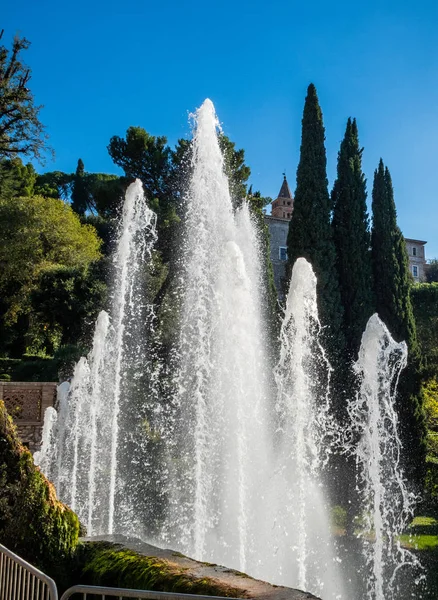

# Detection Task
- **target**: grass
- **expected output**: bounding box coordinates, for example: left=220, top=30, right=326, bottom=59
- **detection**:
left=400, top=515, right=438, bottom=550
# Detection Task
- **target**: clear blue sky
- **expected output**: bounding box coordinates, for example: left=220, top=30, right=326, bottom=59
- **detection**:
left=4, top=0, right=438, bottom=258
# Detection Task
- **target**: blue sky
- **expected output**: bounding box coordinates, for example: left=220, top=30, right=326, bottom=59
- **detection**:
left=4, top=0, right=438, bottom=258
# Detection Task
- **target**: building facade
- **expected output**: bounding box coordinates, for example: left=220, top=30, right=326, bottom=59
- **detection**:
left=405, top=238, right=427, bottom=282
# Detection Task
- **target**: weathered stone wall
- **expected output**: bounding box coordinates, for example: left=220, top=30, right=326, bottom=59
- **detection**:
left=265, top=214, right=289, bottom=298
left=405, top=238, right=427, bottom=282
left=0, top=382, right=57, bottom=452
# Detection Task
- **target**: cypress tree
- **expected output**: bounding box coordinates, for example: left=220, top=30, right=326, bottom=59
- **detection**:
left=371, top=160, right=426, bottom=482
left=71, top=158, right=89, bottom=215
left=287, top=84, right=343, bottom=356
left=332, top=118, right=374, bottom=358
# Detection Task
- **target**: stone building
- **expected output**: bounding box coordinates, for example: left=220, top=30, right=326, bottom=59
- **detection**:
left=265, top=176, right=428, bottom=298
left=264, top=175, right=293, bottom=297
left=405, top=238, right=427, bottom=282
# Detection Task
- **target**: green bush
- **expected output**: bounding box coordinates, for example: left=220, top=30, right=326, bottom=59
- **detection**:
left=11, top=357, right=57, bottom=382
left=0, top=358, right=21, bottom=376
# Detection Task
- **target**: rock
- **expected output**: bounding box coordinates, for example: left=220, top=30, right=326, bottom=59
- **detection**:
left=80, top=535, right=321, bottom=600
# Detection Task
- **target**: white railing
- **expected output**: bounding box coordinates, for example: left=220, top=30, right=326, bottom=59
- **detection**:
left=0, top=544, right=243, bottom=600
left=60, top=585, right=242, bottom=600
left=0, top=543, right=58, bottom=600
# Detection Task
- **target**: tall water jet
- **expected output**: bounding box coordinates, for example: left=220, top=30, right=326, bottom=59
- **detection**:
left=166, top=99, right=272, bottom=575
left=36, top=180, right=157, bottom=536
left=268, top=257, right=345, bottom=599
left=348, top=314, right=422, bottom=600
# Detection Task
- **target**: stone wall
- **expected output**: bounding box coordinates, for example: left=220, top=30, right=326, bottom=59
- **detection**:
left=405, top=238, right=427, bottom=282
left=0, top=382, right=57, bottom=452
left=264, top=214, right=289, bottom=298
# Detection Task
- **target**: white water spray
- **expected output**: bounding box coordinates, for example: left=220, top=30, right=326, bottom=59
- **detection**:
left=348, top=314, right=422, bottom=600
left=267, top=257, right=344, bottom=599
left=167, top=99, right=272, bottom=575
left=37, top=180, right=157, bottom=536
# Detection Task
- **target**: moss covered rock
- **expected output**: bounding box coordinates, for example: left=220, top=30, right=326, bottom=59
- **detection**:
left=74, top=537, right=320, bottom=600
left=0, top=400, right=80, bottom=572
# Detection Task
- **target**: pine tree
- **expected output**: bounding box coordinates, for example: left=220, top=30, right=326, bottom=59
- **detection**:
left=371, top=160, right=426, bottom=482
left=332, top=118, right=374, bottom=358
left=71, top=158, right=89, bottom=215
left=287, top=84, right=343, bottom=355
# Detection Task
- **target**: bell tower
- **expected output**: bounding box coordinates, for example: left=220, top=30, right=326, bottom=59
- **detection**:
left=271, top=174, right=293, bottom=219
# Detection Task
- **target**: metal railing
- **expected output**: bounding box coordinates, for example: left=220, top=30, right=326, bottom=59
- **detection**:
left=0, top=544, right=243, bottom=600
left=0, top=544, right=58, bottom=600
left=60, top=586, right=242, bottom=600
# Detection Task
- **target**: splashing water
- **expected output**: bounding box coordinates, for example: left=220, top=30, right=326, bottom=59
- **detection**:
left=165, top=99, right=272, bottom=575
left=34, top=100, right=425, bottom=600
left=348, top=314, right=422, bottom=600
left=36, top=180, right=157, bottom=536
left=267, top=257, right=345, bottom=599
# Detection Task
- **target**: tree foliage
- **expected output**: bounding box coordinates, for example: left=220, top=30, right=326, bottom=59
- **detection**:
left=332, top=118, right=374, bottom=357
left=0, top=157, right=37, bottom=198
left=30, top=265, right=107, bottom=352
left=108, top=126, right=171, bottom=201
left=287, top=84, right=343, bottom=358
left=0, top=32, right=51, bottom=162
left=411, top=283, right=438, bottom=379
left=0, top=195, right=102, bottom=355
left=426, top=259, right=438, bottom=283
left=71, top=158, right=89, bottom=215
left=371, top=160, right=417, bottom=346
left=371, top=159, right=426, bottom=481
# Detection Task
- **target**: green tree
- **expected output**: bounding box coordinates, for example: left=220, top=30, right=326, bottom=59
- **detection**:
left=411, top=283, right=438, bottom=379
left=218, top=134, right=251, bottom=208
left=332, top=118, right=374, bottom=357
left=0, top=195, right=101, bottom=355
left=371, top=161, right=417, bottom=344
left=71, top=158, right=90, bottom=214
left=0, top=32, right=51, bottom=162
left=108, top=126, right=171, bottom=201
left=426, top=259, right=438, bottom=283
left=34, top=170, right=73, bottom=199
left=0, top=157, right=36, bottom=199
left=31, top=264, right=107, bottom=350
left=287, top=84, right=343, bottom=357
left=371, top=160, right=426, bottom=481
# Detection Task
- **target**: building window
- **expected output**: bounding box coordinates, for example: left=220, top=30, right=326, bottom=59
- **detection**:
left=413, top=247, right=417, bottom=256
left=279, top=247, right=288, bottom=261
left=412, top=265, right=418, bottom=278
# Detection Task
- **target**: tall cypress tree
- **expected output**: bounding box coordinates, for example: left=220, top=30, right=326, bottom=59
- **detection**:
left=71, top=158, right=89, bottom=215
left=371, top=160, right=426, bottom=482
left=287, top=84, right=343, bottom=355
left=332, top=118, right=374, bottom=358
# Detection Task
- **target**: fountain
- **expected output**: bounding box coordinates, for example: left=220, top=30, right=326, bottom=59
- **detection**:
left=164, top=99, right=272, bottom=576
left=348, top=314, right=423, bottom=600
left=36, top=100, right=425, bottom=600
left=263, top=257, right=345, bottom=599
left=35, top=179, right=157, bottom=537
